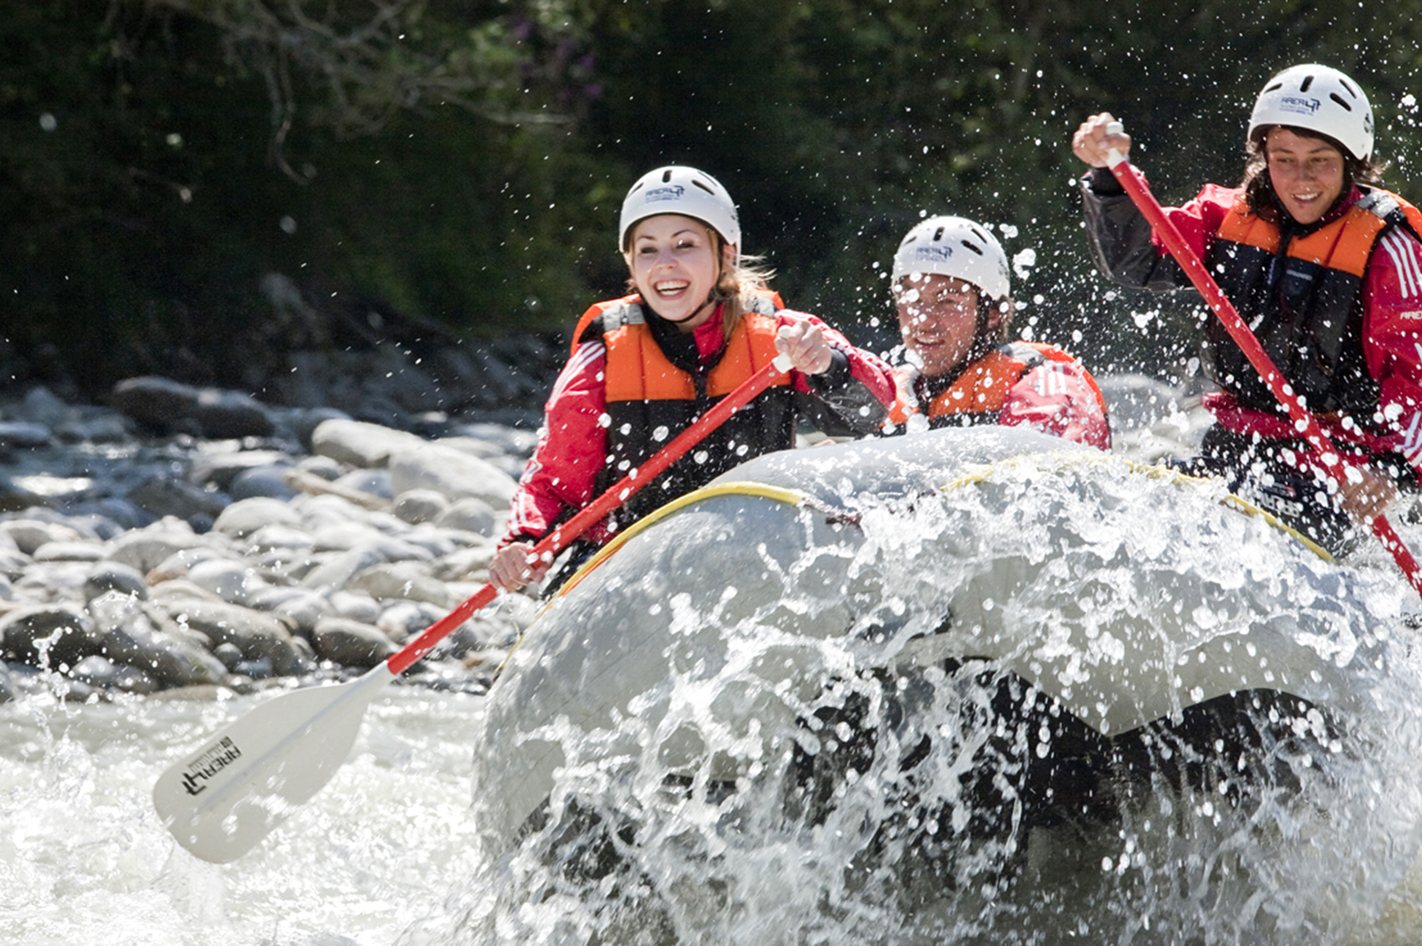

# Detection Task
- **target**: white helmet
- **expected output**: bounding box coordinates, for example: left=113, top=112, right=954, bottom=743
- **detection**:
left=1247, top=63, right=1374, bottom=161
left=618, top=165, right=742, bottom=257
left=891, top=215, right=1011, bottom=301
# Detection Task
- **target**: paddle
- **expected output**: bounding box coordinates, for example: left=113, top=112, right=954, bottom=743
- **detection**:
left=153, top=352, right=794, bottom=864
left=1102, top=125, right=1422, bottom=597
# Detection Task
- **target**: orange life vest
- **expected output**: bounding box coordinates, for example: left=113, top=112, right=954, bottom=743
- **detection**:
left=590, top=301, right=794, bottom=527
left=1206, top=186, right=1422, bottom=415
left=601, top=305, right=790, bottom=403
left=570, top=288, right=786, bottom=354
left=888, top=341, right=1107, bottom=425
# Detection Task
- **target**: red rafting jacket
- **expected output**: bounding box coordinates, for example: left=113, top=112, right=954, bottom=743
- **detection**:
left=501, top=299, right=895, bottom=549
left=885, top=341, right=1112, bottom=451
left=1088, top=180, right=1422, bottom=472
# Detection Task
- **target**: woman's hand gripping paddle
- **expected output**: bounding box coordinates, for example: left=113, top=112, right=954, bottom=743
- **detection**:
left=153, top=354, right=794, bottom=864
left=1102, top=125, right=1422, bottom=597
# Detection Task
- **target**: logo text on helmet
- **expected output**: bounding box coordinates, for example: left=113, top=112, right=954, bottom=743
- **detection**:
left=913, top=245, right=954, bottom=263
left=1278, top=95, right=1321, bottom=117
left=644, top=185, right=686, bottom=203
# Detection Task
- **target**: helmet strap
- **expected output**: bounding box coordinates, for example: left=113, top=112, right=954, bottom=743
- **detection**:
left=966, top=292, right=1001, bottom=363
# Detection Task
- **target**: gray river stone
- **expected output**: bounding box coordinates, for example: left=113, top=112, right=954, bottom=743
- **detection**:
left=430, top=545, right=497, bottom=582
left=243, top=523, right=315, bottom=553
left=0, top=519, right=86, bottom=556
left=107, top=527, right=213, bottom=575
left=300, top=545, right=391, bottom=593
left=189, top=450, right=294, bottom=491
left=18, top=386, right=70, bottom=427
left=332, top=468, right=394, bottom=500
left=0, top=603, right=100, bottom=670
left=109, top=376, right=200, bottom=430
left=348, top=562, right=455, bottom=608
left=185, top=558, right=271, bottom=606
left=296, top=454, right=345, bottom=481
left=375, top=600, right=447, bottom=643
left=82, top=561, right=150, bottom=602
left=310, top=616, right=398, bottom=667
left=158, top=598, right=304, bottom=676
left=125, top=474, right=229, bottom=525
left=434, top=497, right=499, bottom=538
left=110, top=377, right=275, bottom=439
left=247, top=587, right=329, bottom=633
left=0, top=549, right=27, bottom=582
left=213, top=496, right=304, bottom=539
left=147, top=547, right=227, bottom=582
left=70, top=654, right=160, bottom=694
left=310, top=419, right=427, bottom=469
left=229, top=466, right=301, bottom=502
left=392, top=488, right=449, bottom=525
left=89, top=594, right=227, bottom=688
left=192, top=388, right=275, bottom=439
left=0, top=422, right=52, bottom=448
left=388, top=444, right=518, bottom=507
left=32, top=541, right=106, bottom=563
left=328, top=590, right=382, bottom=624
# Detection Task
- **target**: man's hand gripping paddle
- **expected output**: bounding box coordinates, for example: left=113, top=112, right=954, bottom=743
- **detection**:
left=152, top=354, right=794, bottom=864
left=1102, top=123, right=1422, bottom=597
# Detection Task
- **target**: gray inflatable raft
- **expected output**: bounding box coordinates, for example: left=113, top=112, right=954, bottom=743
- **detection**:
left=471, top=426, right=1411, bottom=860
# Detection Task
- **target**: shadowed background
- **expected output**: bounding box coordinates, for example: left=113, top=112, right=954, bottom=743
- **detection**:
left=6, top=0, right=1421, bottom=409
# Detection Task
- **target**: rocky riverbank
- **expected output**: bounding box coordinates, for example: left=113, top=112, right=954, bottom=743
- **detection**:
left=0, top=377, right=551, bottom=704
left=0, top=365, right=1210, bottom=705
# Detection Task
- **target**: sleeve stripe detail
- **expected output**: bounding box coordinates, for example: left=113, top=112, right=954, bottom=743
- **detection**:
left=549, top=339, right=605, bottom=405
left=1400, top=410, right=1422, bottom=464
left=1381, top=231, right=1422, bottom=299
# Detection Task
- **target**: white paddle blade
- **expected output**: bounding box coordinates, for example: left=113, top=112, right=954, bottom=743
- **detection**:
left=153, top=668, right=395, bottom=863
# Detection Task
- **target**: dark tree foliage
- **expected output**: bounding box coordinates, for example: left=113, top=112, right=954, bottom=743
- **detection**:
left=5, top=0, right=1422, bottom=399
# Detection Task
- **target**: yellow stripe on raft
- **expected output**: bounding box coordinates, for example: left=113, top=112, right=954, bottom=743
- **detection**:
left=492, top=482, right=808, bottom=679
left=941, top=451, right=1332, bottom=562
left=553, top=481, right=809, bottom=600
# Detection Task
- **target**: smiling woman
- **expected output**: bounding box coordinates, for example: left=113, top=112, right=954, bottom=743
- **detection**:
left=627, top=215, right=726, bottom=327
left=1073, top=63, right=1422, bottom=557
left=1264, top=128, right=1346, bottom=225
left=486, top=165, right=896, bottom=596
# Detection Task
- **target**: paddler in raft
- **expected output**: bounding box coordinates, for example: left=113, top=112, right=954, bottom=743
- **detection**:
left=880, top=213, right=1112, bottom=449
left=1073, top=63, right=1422, bottom=555
left=489, top=165, right=896, bottom=594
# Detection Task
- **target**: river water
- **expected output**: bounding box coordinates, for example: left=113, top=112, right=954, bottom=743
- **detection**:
left=10, top=439, right=1422, bottom=944
left=7, top=609, right=1422, bottom=944
left=0, top=684, right=486, bottom=945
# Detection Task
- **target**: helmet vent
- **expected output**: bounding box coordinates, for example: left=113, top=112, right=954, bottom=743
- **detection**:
left=661, top=169, right=673, bottom=183
left=1330, top=93, right=1354, bottom=112
left=1299, top=75, right=1315, bottom=92
left=1264, top=81, right=1284, bottom=93
left=1340, top=77, right=1360, bottom=98
left=692, top=179, right=715, bottom=194
left=932, top=227, right=945, bottom=241
left=961, top=240, right=984, bottom=256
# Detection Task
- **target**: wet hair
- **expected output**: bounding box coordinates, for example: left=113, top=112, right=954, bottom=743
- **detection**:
left=704, top=230, right=776, bottom=337
left=979, top=292, right=1014, bottom=343
left=1241, top=125, right=1385, bottom=223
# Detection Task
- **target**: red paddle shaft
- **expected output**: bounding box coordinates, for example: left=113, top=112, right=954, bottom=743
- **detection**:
left=1104, top=138, right=1422, bottom=595
left=386, top=354, right=793, bottom=674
